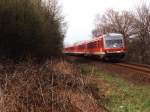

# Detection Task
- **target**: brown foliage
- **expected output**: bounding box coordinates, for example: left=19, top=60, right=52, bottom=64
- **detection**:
left=0, top=60, right=104, bottom=112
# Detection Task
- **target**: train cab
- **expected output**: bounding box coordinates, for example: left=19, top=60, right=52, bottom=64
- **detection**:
left=103, top=33, right=126, bottom=60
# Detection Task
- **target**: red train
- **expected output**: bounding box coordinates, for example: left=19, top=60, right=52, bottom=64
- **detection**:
left=64, top=33, right=126, bottom=60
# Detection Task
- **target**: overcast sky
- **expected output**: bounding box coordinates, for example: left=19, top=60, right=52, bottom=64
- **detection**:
left=59, top=0, right=148, bottom=45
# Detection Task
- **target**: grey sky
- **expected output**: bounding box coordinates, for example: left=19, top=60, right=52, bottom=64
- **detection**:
left=59, top=0, right=148, bottom=45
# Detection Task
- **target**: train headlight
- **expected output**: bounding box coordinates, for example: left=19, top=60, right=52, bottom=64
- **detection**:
left=113, top=44, right=117, bottom=48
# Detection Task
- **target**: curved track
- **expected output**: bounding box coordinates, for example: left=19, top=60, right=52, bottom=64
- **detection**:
left=65, top=55, right=150, bottom=83
left=66, top=55, right=150, bottom=75
left=115, top=63, right=150, bottom=75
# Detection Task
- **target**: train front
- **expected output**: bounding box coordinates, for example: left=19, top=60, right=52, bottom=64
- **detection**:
left=103, top=33, right=126, bottom=60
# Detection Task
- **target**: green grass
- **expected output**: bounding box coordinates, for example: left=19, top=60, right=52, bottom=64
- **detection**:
left=78, top=64, right=150, bottom=112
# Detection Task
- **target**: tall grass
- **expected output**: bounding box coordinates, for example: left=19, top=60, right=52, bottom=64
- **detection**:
left=0, top=60, right=104, bottom=112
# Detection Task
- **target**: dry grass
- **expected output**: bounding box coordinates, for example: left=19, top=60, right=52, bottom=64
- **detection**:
left=0, top=59, right=104, bottom=112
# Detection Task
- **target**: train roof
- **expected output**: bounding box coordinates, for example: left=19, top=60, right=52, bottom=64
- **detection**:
left=74, top=40, right=87, bottom=46
left=86, top=36, right=102, bottom=44
left=87, top=33, right=123, bottom=43
left=104, top=33, right=123, bottom=37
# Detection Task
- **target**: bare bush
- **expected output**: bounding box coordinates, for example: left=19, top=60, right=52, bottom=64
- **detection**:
left=131, top=4, right=150, bottom=63
left=0, top=60, right=104, bottom=112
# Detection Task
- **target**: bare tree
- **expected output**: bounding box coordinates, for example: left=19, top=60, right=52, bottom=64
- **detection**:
left=132, top=4, right=150, bottom=63
left=93, top=9, right=135, bottom=40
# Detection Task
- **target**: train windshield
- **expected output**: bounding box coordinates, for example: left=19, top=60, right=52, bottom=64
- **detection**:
left=104, top=34, right=124, bottom=48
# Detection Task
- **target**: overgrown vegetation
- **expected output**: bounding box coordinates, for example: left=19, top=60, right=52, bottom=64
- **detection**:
left=0, top=0, right=65, bottom=59
left=92, top=3, right=150, bottom=64
left=0, top=60, right=105, bottom=112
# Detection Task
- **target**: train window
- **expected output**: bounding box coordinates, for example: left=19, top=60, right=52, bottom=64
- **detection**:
left=93, top=42, right=97, bottom=48
left=78, top=45, right=84, bottom=49
left=98, top=40, right=101, bottom=48
left=105, top=39, right=123, bottom=48
left=87, top=41, right=97, bottom=49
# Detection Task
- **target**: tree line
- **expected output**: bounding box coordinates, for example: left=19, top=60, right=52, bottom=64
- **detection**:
left=0, top=0, right=66, bottom=60
left=92, top=4, right=150, bottom=64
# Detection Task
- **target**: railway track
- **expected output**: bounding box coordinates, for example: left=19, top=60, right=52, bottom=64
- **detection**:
left=115, top=63, right=150, bottom=75
left=125, top=63, right=150, bottom=69
left=66, top=55, right=150, bottom=75
left=66, top=55, right=150, bottom=83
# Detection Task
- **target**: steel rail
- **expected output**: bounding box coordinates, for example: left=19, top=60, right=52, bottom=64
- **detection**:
left=115, top=63, right=150, bottom=75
